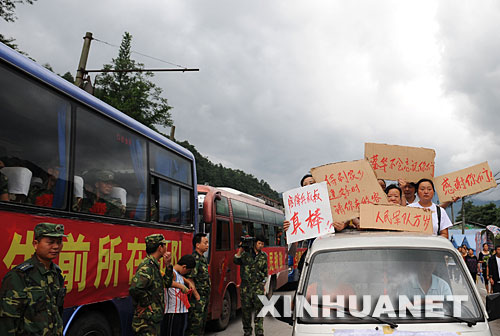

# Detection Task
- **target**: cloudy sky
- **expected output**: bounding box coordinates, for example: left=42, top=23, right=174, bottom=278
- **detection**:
left=2, top=0, right=500, bottom=199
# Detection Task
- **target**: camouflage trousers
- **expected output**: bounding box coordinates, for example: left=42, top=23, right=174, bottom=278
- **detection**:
left=185, top=293, right=209, bottom=336
left=132, top=315, right=161, bottom=335
left=241, top=283, right=265, bottom=336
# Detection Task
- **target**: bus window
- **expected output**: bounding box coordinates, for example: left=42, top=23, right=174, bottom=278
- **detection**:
left=243, top=221, right=254, bottom=237
left=180, top=187, right=192, bottom=224
left=275, top=226, right=284, bottom=246
left=231, top=199, right=248, bottom=219
left=234, top=220, right=244, bottom=247
left=74, top=107, right=147, bottom=219
left=264, top=209, right=275, bottom=225
left=0, top=63, right=71, bottom=207
left=274, top=212, right=285, bottom=226
left=262, top=224, right=270, bottom=245
left=150, top=143, right=192, bottom=186
left=216, top=196, right=229, bottom=216
left=216, top=219, right=230, bottom=250
left=156, top=179, right=191, bottom=226
left=268, top=225, right=276, bottom=246
left=254, top=222, right=270, bottom=245
left=248, top=205, right=264, bottom=222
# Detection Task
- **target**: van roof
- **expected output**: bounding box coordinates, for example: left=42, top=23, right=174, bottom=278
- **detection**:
left=309, top=231, right=455, bottom=253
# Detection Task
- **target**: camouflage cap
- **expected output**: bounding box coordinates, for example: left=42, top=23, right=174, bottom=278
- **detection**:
left=34, top=223, right=67, bottom=239
left=95, top=170, right=114, bottom=182
left=145, top=234, right=167, bottom=245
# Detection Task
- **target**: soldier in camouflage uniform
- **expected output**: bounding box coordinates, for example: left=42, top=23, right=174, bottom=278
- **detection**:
left=27, top=162, right=60, bottom=207
left=234, top=235, right=268, bottom=336
left=80, top=170, right=123, bottom=217
left=129, top=234, right=174, bottom=335
left=0, top=222, right=67, bottom=335
left=185, top=233, right=211, bottom=336
left=0, top=171, right=9, bottom=201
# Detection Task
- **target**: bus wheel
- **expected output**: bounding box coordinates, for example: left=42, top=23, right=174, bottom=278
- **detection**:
left=66, top=311, right=112, bottom=336
left=213, top=290, right=231, bottom=330
left=266, top=276, right=276, bottom=299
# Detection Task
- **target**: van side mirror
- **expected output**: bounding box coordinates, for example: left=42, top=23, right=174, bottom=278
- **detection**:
left=487, top=293, right=500, bottom=321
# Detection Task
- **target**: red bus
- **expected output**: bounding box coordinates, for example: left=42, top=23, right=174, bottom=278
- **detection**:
left=0, top=42, right=196, bottom=335
left=198, top=185, right=288, bottom=330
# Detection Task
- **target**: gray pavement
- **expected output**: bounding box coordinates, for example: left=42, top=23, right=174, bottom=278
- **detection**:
left=205, top=289, right=294, bottom=336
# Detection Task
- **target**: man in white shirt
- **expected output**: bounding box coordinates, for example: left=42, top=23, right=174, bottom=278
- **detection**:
left=162, top=255, right=196, bottom=336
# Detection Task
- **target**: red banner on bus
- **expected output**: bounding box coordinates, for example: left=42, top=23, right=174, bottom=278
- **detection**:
left=0, top=211, right=193, bottom=308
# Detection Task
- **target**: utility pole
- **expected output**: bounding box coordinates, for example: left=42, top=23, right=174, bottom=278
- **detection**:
left=461, top=196, right=465, bottom=234
left=75, top=32, right=93, bottom=88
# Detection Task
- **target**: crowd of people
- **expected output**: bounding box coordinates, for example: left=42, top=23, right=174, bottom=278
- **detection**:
left=459, top=243, right=500, bottom=294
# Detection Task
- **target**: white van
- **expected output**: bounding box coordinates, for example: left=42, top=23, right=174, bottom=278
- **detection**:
left=275, top=231, right=500, bottom=335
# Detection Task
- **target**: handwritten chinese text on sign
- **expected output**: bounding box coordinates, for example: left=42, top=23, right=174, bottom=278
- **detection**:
left=364, top=143, right=435, bottom=182
left=359, top=204, right=433, bottom=234
left=434, top=161, right=497, bottom=203
left=283, top=182, right=334, bottom=244
left=311, top=159, right=389, bottom=222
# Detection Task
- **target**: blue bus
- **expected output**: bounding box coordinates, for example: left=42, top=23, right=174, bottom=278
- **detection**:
left=0, top=42, right=197, bottom=335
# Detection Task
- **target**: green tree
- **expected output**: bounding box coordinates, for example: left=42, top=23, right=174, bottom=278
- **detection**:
left=60, top=71, right=74, bottom=83
left=1, top=0, right=37, bottom=53
left=176, top=140, right=281, bottom=201
left=94, top=32, right=172, bottom=132
left=457, top=201, right=499, bottom=226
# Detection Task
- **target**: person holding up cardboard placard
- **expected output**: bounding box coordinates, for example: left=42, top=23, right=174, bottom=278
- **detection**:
left=384, top=184, right=403, bottom=205
left=407, top=179, right=452, bottom=238
left=283, top=173, right=349, bottom=234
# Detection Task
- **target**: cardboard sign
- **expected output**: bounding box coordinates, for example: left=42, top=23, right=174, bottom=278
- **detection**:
left=364, top=143, right=436, bottom=182
left=359, top=204, right=433, bottom=234
left=434, top=161, right=497, bottom=203
left=311, top=159, right=389, bottom=222
left=283, top=182, right=334, bottom=244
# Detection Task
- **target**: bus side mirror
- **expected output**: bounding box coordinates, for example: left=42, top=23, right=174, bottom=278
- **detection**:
left=487, top=293, right=500, bottom=321
left=203, top=192, right=221, bottom=224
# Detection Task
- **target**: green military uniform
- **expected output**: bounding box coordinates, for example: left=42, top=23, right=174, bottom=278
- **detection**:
left=27, top=180, right=55, bottom=207
left=80, top=193, right=122, bottom=217
left=0, top=223, right=67, bottom=335
left=129, top=234, right=174, bottom=335
left=234, top=249, right=268, bottom=336
left=0, top=172, right=8, bottom=196
left=80, top=170, right=123, bottom=217
left=185, top=251, right=211, bottom=336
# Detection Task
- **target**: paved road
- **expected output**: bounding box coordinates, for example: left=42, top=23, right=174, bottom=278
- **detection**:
left=206, top=283, right=500, bottom=336
left=205, top=288, right=294, bottom=336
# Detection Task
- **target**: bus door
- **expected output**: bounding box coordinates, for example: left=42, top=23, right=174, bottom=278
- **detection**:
left=209, top=196, right=233, bottom=318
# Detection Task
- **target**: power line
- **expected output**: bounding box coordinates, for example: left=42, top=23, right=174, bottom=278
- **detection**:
left=92, top=36, right=189, bottom=69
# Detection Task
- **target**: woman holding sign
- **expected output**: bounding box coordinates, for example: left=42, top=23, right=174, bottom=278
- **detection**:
left=408, top=179, right=452, bottom=238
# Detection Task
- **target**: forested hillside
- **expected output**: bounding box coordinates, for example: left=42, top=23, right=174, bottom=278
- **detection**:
left=176, top=140, right=281, bottom=201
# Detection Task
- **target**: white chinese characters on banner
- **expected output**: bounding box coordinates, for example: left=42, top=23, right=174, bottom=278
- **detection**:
left=283, top=182, right=334, bottom=244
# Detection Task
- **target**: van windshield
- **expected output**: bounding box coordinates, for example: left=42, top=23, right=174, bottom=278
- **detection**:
left=299, top=248, right=483, bottom=324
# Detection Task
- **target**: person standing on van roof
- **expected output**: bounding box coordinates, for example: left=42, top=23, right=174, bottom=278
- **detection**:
left=407, top=179, right=452, bottom=238
left=284, top=173, right=350, bottom=234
